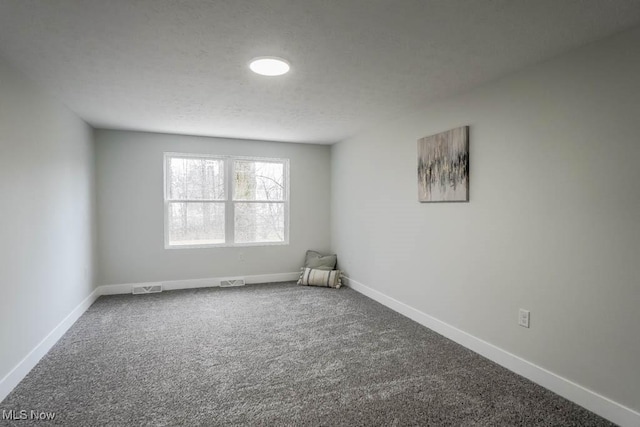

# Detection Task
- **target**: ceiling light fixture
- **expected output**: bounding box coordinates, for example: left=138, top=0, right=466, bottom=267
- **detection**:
left=249, top=56, right=290, bottom=76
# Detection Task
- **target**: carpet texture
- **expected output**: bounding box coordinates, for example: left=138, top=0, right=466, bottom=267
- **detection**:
left=1, top=283, right=614, bottom=426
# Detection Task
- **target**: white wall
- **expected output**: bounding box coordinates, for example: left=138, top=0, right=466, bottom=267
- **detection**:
left=95, top=130, right=331, bottom=285
left=0, top=58, right=95, bottom=384
left=331, top=27, right=640, bottom=413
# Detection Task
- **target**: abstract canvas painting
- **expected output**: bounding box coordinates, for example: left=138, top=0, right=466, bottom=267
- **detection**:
left=417, top=126, right=469, bottom=202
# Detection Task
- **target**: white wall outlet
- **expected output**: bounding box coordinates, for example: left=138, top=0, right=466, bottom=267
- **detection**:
left=238, top=251, right=245, bottom=262
left=518, top=309, right=530, bottom=328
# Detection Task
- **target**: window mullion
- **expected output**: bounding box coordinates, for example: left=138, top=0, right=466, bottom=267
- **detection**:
left=233, top=200, right=285, bottom=203
left=225, top=158, right=235, bottom=244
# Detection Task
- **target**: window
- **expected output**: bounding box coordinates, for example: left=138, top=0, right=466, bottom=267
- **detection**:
left=164, top=153, right=289, bottom=248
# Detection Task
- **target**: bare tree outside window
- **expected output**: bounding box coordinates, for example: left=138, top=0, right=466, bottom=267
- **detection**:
left=167, top=157, right=225, bottom=246
left=234, top=160, right=286, bottom=243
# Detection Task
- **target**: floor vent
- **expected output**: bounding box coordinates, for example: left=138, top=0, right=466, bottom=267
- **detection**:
left=132, top=284, right=163, bottom=295
left=220, top=278, right=246, bottom=287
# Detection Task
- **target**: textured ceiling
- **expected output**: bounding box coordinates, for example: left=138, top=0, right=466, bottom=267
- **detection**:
left=1, top=1, right=640, bottom=144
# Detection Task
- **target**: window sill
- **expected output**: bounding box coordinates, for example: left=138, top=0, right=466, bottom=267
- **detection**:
left=165, top=241, right=289, bottom=250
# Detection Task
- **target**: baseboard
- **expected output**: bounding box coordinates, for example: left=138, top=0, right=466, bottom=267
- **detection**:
left=343, top=276, right=640, bottom=427
left=99, top=272, right=300, bottom=295
left=245, top=272, right=301, bottom=284
left=0, top=287, right=101, bottom=403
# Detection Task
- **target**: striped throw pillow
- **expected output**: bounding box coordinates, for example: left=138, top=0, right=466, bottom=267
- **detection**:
left=298, top=268, right=342, bottom=288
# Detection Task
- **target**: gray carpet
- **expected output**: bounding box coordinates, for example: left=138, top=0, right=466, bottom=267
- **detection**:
left=1, top=282, right=614, bottom=426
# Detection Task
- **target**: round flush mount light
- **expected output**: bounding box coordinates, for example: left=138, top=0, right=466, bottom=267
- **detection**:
left=249, top=56, right=290, bottom=76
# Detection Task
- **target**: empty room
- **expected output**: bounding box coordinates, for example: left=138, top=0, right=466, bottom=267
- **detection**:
left=1, top=1, right=639, bottom=426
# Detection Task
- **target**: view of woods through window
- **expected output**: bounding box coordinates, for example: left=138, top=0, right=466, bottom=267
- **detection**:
left=165, top=154, right=288, bottom=247
left=234, top=160, right=286, bottom=243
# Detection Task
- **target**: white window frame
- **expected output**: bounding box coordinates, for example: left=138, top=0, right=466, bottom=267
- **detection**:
left=164, top=152, right=290, bottom=249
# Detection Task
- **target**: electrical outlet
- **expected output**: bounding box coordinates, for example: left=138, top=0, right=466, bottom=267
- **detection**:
left=518, top=309, right=530, bottom=328
left=238, top=251, right=245, bottom=262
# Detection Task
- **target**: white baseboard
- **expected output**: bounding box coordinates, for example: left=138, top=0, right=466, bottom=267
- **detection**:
left=0, top=272, right=299, bottom=404
left=99, top=272, right=300, bottom=295
left=0, top=288, right=101, bottom=403
left=343, top=276, right=639, bottom=427
left=245, top=272, right=301, bottom=284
